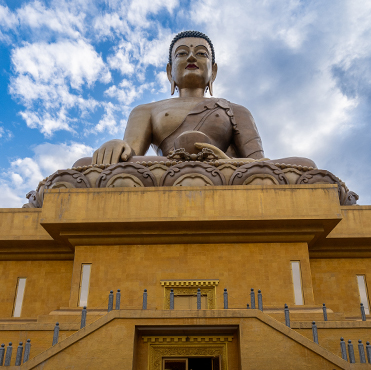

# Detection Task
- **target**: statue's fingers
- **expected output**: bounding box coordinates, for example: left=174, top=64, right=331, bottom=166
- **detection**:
left=194, top=142, right=230, bottom=159
left=111, top=145, right=123, bottom=164
left=92, top=149, right=98, bottom=164
left=121, top=144, right=132, bottom=162
left=97, top=148, right=105, bottom=165
left=103, top=148, right=113, bottom=164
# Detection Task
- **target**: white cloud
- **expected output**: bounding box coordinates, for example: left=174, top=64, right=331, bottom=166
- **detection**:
left=3, top=0, right=176, bottom=140
left=126, top=0, right=179, bottom=27
left=10, top=39, right=110, bottom=135
left=0, top=4, right=18, bottom=43
left=11, top=40, right=111, bottom=89
left=16, top=0, right=85, bottom=39
left=156, top=71, right=169, bottom=93
left=93, top=102, right=127, bottom=135
left=93, top=13, right=129, bottom=39
left=107, top=41, right=136, bottom=76
left=107, top=29, right=172, bottom=78
left=0, top=142, right=93, bottom=208
left=105, top=79, right=153, bottom=106
left=19, top=109, right=75, bottom=136
left=0, top=126, right=12, bottom=140
left=0, top=4, right=18, bottom=30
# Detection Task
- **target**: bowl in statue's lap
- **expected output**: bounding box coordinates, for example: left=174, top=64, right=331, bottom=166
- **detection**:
left=174, top=131, right=211, bottom=154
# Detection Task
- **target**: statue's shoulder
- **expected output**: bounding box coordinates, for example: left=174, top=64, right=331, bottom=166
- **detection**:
left=229, top=102, right=253, bottom=116
left=129, top=98, right=174, bottom=115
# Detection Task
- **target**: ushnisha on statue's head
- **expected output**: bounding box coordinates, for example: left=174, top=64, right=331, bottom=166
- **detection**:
left=167, top=30, right=218, bottom=97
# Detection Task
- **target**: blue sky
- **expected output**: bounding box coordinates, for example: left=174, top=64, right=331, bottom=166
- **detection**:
left=0, top=0, right=370, bottom=207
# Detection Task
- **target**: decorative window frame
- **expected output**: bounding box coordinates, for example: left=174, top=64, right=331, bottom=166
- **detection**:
left=161, top=280, right=219, bottom=309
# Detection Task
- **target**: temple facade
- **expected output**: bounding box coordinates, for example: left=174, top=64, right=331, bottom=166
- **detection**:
left=0, top=179, right=371, bottom=369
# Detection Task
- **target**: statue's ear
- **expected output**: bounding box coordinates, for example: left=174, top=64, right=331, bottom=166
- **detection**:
left=208, top=63, right=218, bottom=96
left=212, top=63, right=218, bottom=82
left=166, top=63, right=176, bottom=95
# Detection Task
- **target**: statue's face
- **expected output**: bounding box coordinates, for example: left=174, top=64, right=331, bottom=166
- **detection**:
left=169, top=37, right=215, bottom=90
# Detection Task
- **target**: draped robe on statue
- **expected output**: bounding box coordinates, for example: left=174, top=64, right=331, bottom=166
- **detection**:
left=152, top=98, right=265, bottom=159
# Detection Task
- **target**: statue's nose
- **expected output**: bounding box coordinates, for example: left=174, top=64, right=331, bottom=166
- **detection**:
left=187, top=53, right=197, bottom=62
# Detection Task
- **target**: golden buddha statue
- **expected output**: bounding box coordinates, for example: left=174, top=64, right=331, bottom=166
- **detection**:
left=73, top=30, right=316, bottom=169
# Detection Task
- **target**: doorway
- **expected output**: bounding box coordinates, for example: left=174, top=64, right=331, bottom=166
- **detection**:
left=163, top=357, right=220, bottom=370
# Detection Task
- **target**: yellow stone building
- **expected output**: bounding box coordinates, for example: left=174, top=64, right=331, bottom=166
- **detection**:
left=0, top=182, right=371, bottom=369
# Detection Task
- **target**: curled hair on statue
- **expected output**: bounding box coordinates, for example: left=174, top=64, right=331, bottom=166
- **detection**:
left=169, top=30, right=215, bottom=65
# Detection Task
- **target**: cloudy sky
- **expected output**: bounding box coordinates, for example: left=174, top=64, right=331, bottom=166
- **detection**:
left=0, top=0, right=370, bottom=207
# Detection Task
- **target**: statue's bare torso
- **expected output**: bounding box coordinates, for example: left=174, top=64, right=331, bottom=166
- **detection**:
left=150, top=97, right=206, bottom=144
left=125, top=97, right=260, bottom=158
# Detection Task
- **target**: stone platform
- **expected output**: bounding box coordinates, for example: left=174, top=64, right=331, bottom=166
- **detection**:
left=24, top=159, right=358, bottom=208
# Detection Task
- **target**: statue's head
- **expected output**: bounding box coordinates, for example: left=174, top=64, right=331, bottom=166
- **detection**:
left=167, top=30, right=218, bottom=96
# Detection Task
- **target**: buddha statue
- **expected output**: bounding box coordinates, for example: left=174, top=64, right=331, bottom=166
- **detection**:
left=73, top=30, right=316, bottom=169
left=24, top=30, right=360, bottom=209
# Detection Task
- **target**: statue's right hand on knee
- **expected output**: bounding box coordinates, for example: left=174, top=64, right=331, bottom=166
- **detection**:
left=92, top=139, right=134, bottom=165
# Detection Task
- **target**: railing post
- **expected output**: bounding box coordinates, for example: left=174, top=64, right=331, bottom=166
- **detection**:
left=258, top=290, right=263, bottom=311
left=284, top=304, right=290, bottom=328
left=366, top=341, right=371, bottom=364
left=340, top=338, right=348, bottom=361
left=358, top=340, right=366, bottom=363
left=312, top=321, right=319, bottom=344
left=348, top=340, right=356, bottom=363
left=197, top=288, right=201, bottom=309
left=170, top=289, right=174, bottom=310
left=23, top=340, right=31, bottom=363
left=250, top=288, right=256, bottom=309
left=142, top=289, right=147, bottom=310
left=322, top=303, right=328, bottom=321
left=4, top=342, right=12, bottom=366
left=361, top=303, right=367, bottom=321
left=115, top=289, right=121, bottom=310
left=80, top=306, right=87, bottom=329
left=15, top=342, right=23, bottom=366
left=52, top=322, right=60, bottom=346
left=246, top=304, right=250, bottom=309
left=108, top=290, right=114, bottom=312
left=0, top=344, right=5, bottom=366
left=223, top=289, right=228, bottom=309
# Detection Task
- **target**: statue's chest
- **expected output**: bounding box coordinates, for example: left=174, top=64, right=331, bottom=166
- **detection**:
left=151, top=101, right=203, bottom=144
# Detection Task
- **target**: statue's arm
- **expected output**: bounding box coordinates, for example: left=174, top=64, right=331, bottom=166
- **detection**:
left=92, top=104, right=152, bottom=164
left=231, top=104, right=265, bottom=159
left=123, top=104, right=152, bottom=156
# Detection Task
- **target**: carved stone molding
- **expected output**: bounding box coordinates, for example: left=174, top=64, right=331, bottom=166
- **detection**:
left=161, top=280, right=219, bottom=287
left=22, top=190, right=42, bottom=208
left=229, top=162, right=289, bottom=186
left=296, top=169, right=347, bottom=204
left=24, top=160, right=358, bottom=207
left=217, top=163, right=237, bottom=184
left=343, top=191, right=359, bottom=205
left=159, top=162, right=226, bottom=187
left=82, top=167, right=103, bottom=187
left=96, top=163, right=157, bottom=188
left=281, top=168, right=304, bottom=184
left=148, top=164, right=169, bottom=186
left=44, top=170, right=91, bottom=190
left=143, top=336, right=233, bottom=343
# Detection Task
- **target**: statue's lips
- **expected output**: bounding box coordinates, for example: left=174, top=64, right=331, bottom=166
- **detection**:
left=185, top=64, right=199, bottom=69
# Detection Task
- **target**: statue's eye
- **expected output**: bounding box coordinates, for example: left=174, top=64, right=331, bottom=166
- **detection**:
left=176, top=52, right=187, bottom=57
left=197, top=52, right=208, bottom=58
